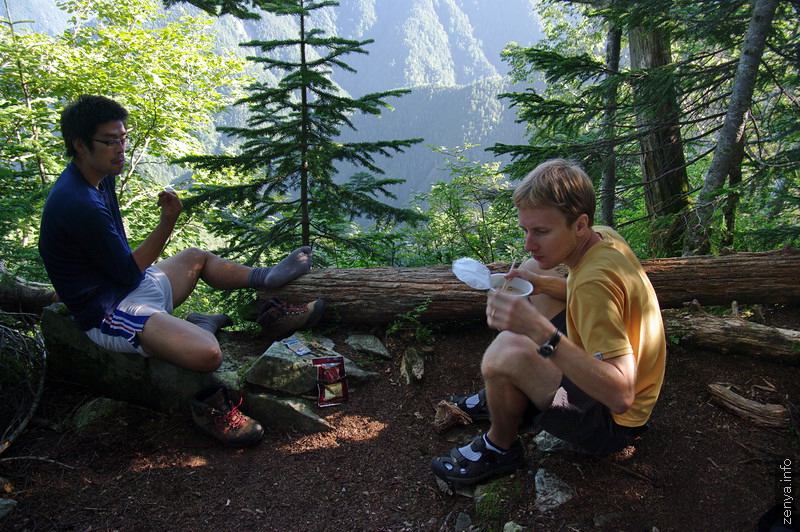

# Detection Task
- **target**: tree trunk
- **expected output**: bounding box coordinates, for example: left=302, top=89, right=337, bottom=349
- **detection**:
left=664, top=310, right=800, bottom=363
left=599, top=24, right=622, bottom=227
left=722, top=118, right=747, bottom=248
left=685, top=0, right=780, bottom=255
left=0, top=262, right=56, bottom=315
left=629, top=25, right=691, bottom=256
left=267, top=248, right=800, bottom=326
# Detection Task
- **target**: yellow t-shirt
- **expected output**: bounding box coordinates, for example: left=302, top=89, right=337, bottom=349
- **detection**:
left=566, top=226, right=666, bottom=427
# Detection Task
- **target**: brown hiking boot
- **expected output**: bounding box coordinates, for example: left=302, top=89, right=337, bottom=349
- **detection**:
left=190, top=385, right=264, bottom=448
left=256, top=298, right=325, bottom=342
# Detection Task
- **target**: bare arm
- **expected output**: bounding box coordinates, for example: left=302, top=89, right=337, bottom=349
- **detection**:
left=131, top=189, right=182, bottom=271
left=508, top=259, right=567, bottom=301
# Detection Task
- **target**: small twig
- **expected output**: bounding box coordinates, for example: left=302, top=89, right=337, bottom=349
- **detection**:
left=438, top=509, right=454, bottom=531
left=599, top=457, right=655, bottom=485
left=0, top=456, right=76, bottom=470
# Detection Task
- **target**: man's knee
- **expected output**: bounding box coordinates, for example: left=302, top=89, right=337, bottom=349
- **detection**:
left=481, top=331, right=536, bottom=379
left=191, top=342, right=223, bottom=372
left=176, top=247, right=212, bottom=264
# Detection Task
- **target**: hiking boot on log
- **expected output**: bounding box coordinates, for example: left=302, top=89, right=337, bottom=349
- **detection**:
left=256, top=298, right=325, bottom=342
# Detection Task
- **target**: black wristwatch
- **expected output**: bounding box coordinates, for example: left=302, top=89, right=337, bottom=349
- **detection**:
left=537, top=329, right=562, bottom=358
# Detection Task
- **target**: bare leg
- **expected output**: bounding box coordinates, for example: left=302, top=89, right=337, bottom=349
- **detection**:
left=137, top=312, right=222, bottom=372
left=482, top=331, right=562, bottom=449
left=154, top=247, right=252, bottom=308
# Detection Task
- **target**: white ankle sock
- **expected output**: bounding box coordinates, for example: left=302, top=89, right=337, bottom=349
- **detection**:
left=464, top=393, right=480, bottom=409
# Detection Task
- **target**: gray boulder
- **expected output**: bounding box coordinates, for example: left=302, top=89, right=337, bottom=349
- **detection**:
left=40, top=304, right=377, bottom=433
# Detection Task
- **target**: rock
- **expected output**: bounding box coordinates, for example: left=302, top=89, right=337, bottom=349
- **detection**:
left=40, top=303, right=221, bottom=415
left=534, top=468, right=573, bottom=512
left=39, top=306, right=376, bottom=434
left=399, top=347, right=424, bottom=384
left=69, top=397, right=127, bottom=431
left=243, top=332, right=379, bottom=395
left=0, top=498, right=17, bottom=519
left=502, top=521, right=526, bottom=532
left=532, top=430, right=569, bottom=452
left=454, top=511, right=473, bottom=531
left=593, top=511, right=624, bottom=527
left=244, top=391, right=331, bottom=432
left=345, top=334, right=391, bottom=359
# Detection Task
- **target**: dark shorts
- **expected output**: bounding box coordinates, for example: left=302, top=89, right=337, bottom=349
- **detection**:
left=524, top=376, right=648, bottom=455
left=524, top=309, right=647, bottom=455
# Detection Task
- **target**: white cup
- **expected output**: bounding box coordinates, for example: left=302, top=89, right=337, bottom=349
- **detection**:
left=489, top=273, right=533, bottom=297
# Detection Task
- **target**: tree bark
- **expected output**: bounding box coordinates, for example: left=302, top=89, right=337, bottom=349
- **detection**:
left=267, top=248, right=800, bottom=326
left=0, top=262, right=56, bottom=315
left=664, top=310, right=800, bottom=363
left=685, top=0, right=780, bottom=255
left=599, top=24, right=622, bottom=227
left=629, top=24, right=692, bottom=256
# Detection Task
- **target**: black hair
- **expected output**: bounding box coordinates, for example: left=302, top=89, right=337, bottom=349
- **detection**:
left=60, top=95, right=129, bottom=158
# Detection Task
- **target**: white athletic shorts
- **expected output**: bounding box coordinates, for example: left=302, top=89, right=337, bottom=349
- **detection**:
left=85, top=266, right=173, bottom=355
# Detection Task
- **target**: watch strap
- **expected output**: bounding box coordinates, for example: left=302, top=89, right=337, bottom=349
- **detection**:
left=537, top=329, right=562, bottom=358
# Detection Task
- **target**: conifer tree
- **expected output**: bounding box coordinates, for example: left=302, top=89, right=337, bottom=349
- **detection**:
left=177, top=0, right=423, bottom=265
left=492, top=0, right=798, bottom=256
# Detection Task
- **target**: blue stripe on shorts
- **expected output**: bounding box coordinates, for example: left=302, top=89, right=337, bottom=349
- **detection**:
left=98, top=309, right=149, bottom=349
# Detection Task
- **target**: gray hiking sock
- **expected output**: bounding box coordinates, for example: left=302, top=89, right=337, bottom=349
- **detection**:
left=248, top=246, right=312, bottom=289
left=186, top=313, right=234, bottom=335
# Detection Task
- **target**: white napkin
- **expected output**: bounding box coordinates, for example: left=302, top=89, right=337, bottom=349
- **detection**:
left=452, top=257, right=491, bottom=290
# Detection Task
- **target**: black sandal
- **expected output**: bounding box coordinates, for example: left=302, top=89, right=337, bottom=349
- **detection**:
left=431, top=434, right=526, bottom=486
left=448, top=388, right=490, bottom=421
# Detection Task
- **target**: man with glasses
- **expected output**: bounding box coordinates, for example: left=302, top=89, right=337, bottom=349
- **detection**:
left=39, top=95, right=324, bottom=447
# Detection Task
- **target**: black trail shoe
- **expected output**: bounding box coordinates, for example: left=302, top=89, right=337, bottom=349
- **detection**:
left=431, top=434, right=525, bottom=486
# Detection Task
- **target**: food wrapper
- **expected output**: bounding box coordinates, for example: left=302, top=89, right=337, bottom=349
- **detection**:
left=452, top=257, right=492, bottom=290
left=312, top=356, right=348, bottom=407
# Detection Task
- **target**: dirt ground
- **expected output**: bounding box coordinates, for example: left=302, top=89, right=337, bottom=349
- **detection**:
left=2, top=305, right=799, bottom=531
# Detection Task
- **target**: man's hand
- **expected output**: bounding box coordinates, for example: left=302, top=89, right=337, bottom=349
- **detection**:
left=507, top=265, right=567, bottom=300
left=486, top=290, right=552, bottom=344
left=157, top=188, right=182, bottom=226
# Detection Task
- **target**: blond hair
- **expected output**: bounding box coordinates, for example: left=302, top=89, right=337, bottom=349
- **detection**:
left=513, top=159, right=596, bottom=227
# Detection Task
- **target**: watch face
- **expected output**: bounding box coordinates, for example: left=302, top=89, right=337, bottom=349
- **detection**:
left=538, top=344, right=554, bottom=358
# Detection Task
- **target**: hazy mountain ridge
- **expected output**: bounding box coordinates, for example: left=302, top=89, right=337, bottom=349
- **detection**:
left=16, top=0, right=544, bottom=204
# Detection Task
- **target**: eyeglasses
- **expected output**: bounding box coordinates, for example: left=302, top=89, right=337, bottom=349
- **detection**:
left=92, top=136, right=132, bottom=148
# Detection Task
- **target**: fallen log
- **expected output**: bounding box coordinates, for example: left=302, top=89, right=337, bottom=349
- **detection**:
left=663, top=310, right=800, bottom=363
left=0, top=262, right=56, bottom=315
left=268, top=248, right=800, bottom=326
left=707, top=383, right=789, bottom=428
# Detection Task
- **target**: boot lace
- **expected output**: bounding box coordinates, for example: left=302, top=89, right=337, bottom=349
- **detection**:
left=274, top=300, right=308, bottom=316
left=214, top=395, right=247, bottom=432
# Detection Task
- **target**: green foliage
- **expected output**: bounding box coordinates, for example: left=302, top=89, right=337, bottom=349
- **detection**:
left=475, top=476, right=524, bottom=529
left=401, top=146, right=520, bottom=266
left=0, top=0, right=246, bottom=283
left=492, top=0, right=800, bottom=258
left=180, top=0, right=424, bottom=264
left=387, top=298, right=433, bottom=345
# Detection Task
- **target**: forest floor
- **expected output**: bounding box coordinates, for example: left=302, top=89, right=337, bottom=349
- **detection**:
left=1, top=304, right=799, bottom=531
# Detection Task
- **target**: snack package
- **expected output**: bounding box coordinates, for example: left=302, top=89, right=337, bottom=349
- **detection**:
left=311, top=356, right=348, bottom=407
left=282, top=337, right=312, bottom=356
